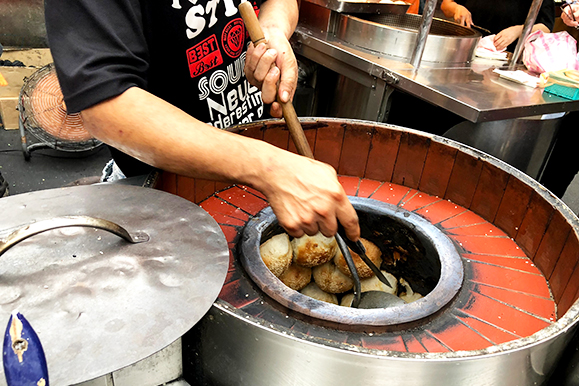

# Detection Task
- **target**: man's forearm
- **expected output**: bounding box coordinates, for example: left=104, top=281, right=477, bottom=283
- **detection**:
left=258, top=0, right=299, bottom=39
left=511, top=23, right=550, bottom=35
left=81, top=86, right=361, bottom=240
left=82, top=86, right=284, bottom=188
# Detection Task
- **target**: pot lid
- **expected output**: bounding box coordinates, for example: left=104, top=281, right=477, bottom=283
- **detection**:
left=0, top=184, right=229, bottom=385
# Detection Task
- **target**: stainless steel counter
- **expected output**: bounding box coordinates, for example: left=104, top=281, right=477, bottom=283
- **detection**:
left=291, top=19, right=577, bottom=179
left=292, top=26, right=579, bottom=123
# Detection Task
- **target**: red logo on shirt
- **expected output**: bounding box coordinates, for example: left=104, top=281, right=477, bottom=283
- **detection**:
left=222, top=18, right=245, bottom=58
left=187, top=35, right=223, bottom=78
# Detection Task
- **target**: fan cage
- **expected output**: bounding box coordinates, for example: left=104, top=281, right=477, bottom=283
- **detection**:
left=18, top=63, right=102, bottom=152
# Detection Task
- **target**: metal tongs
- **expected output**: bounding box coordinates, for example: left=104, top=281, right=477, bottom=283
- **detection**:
left=238, top=2, right=391, bottom=309
left=337, top=223, right=392, bottom=308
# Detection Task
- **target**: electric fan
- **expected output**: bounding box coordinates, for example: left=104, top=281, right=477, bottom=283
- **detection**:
left=18, top=63, right=102, bottom=160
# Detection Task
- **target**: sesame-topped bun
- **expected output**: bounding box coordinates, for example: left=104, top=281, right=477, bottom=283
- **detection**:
left=300, top=282, right=338, bottom=305
left=260, top=233, right=292, bottom=277
left=340, top=293, right=355, bottom=307
left=279, top=263, right=312, bottom=291
left=312, top=261, right=354, bottom=294
left=334, top=238, right=382, bottom=278
left=291, top=232, right=338, bottom=268
left=360, top=270, right=398, bottom=294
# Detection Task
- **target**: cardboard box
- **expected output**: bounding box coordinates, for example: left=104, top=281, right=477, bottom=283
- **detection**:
left=0, top=67, right=38, bottom=130
left=0, top=48, right=53, bottom=130
left=1, top=48, right=53, bottom=68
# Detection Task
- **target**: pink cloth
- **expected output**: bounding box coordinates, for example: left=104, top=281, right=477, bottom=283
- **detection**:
left=523, top=30, right=579, bottom=74
left=477, top=35, right=506, bottom=53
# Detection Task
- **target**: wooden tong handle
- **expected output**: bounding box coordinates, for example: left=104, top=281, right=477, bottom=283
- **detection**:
left=239, top=2, right=267, bottom=46
left=239, top=3, right=366, bottom=299
left=238, top=1, right=314, bottom=159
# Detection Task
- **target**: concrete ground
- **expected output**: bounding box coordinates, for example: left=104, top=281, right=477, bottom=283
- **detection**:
left=0, top=127, right=110, bottom=195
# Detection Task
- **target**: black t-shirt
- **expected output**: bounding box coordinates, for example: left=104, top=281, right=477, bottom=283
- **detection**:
left=45, top=0, right=266, bottom=175
left=456, top=0, right=555, bottom=52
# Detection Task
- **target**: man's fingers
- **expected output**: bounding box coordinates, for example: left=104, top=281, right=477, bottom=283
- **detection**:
left=277, top=58, right=297, bottom=103
left=278, top=208, right=347, bottom=240
left=278, top=85, right=292, bottom=104
left=317, top=214, right=338, bottom=239
left=257, top=154, right=360, bottom=242
left=453, top=6, right=472, bottom=28
left=261, top=66, right=280, bottom=104
left=273, top=206, right=305, bottom=238
left=336, top=202, right=360, bottom=242
left=244, top=44, right=279, bottom=93
left=269, top=102, right=283, bottom=118
left=306, top=200, right=338, bottom=238
left=245, top=43, right=266, bottom=74
left=465, top=16, right=472, bottom=28
left=253, top=49, right=278, bottom=85
left=278, top=214, right=319, bottom=238
left=281, top=220, right=305, bottom=238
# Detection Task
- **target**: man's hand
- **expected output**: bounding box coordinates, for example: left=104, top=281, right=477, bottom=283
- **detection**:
left=243, top=0, right=298, bottom=118
left=452, top=4, right=472, bottom=27
left=494, top=26, right=522, bottom=51
left=244, top=28, right=298, bottom=118
left=562, top=4, right=579, bottom=27
left=257, top=152, right=360, bottom=241
left=441, top=0, right=472, bottom=27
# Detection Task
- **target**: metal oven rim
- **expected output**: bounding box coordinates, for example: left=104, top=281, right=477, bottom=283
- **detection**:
left=240, top=197, right=464, bottom=326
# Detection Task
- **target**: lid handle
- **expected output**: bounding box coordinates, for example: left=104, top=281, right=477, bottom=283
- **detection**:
left=0, top=216, right=149, bottom=257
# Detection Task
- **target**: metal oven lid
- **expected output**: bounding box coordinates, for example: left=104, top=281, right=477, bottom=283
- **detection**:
left=0, top=184, right=229, bottom=385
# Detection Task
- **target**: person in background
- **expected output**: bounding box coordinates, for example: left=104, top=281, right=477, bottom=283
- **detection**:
left=539, top=2, right=579, bottom=199
left=537, top=1, right=579, bottom=199
left=440, top=0, right=555, bottom=51
left=561, top=1, right=579, bottom=28
left=44, top=0, right=360, bottom=241
left=406, top=0, right=422, bottom=15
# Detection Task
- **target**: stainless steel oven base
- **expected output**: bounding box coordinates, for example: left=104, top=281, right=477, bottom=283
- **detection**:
left=187, top=302, right=576, bottom=386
